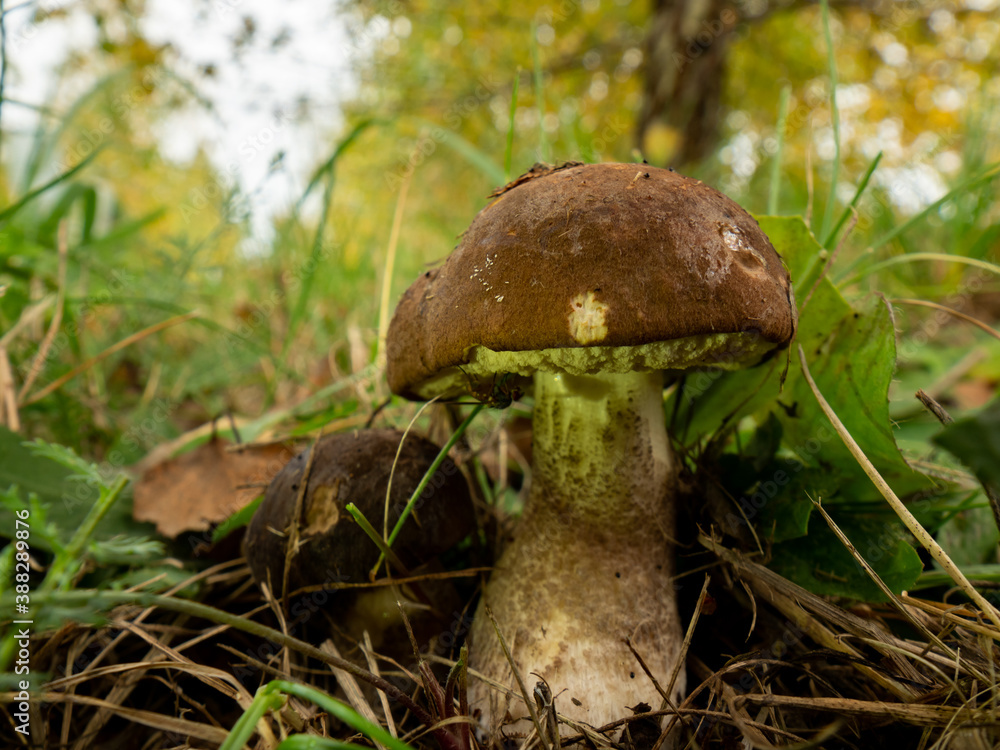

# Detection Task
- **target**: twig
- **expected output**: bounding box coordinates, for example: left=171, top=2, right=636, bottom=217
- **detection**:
left=31, top=693, right=230, bottom=744
left=363, top=631, right=399, bottom=739
left=800, top=210, right=856, bottom=315
left=322, top=639, right=388, bottom=750
left=915, top=389, right=954, bottom=426
left=738, top=693, right=991, bottom=727
left=653, top=574, right=711, bottom=749
left=0, top=295, right=54, bottom=348
left=701, top=532, right=924, bottom=699
left=901, top=593, right=1000, bottom=642
left=797, top=345, right=1000, bottom=631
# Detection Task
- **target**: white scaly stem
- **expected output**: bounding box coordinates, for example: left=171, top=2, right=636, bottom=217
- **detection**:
left=468, top=369, right=684, bottom=736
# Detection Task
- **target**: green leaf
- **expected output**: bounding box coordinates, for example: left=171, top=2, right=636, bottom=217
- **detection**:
left=212, top=495, right=263, bottom=543
left=667, top=216, right=932, bottom=600
left=936, top=501, right=1000, bottom=567
left=0, top=428, right=75, bottom=507
left=770, top=512, right=924, bottom=601
left=0, top=429, right=154, bottom=547
left=414, top=117, right=506, bottom=185
left=712, top=417, right=818, bottom=543
left=671, top=216, right=928, bottom=501
left=756, top=464, right=830, bottom=543
left=932, top=397, right=1000, bottom=488
left=24, top=438, right=103, bottom=484
left=786, top=292, right=925, bottom=499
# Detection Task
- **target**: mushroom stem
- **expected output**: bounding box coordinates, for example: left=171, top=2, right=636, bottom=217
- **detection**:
left=469, top=369, right=684, bottom=735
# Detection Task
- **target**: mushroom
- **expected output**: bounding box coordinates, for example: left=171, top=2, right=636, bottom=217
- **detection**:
left=244, top=429, right=475, bottom=648
left=385, top=162, right=796, bottom=736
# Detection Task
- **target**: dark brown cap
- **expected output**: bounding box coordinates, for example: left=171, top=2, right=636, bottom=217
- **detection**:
left=244, top=429, right=474, bottom=597
left=387, top=162, right=796, bottom=399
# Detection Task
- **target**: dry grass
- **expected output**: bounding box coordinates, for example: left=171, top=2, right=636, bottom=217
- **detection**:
left=7, top=502, right=999, bottom=749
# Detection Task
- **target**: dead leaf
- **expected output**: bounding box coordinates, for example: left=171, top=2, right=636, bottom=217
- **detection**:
left=133, top=436, right=294, bottom=538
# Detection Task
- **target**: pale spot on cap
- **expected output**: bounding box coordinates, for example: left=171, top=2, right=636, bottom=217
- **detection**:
left=568, top=291, right=609, bottom=344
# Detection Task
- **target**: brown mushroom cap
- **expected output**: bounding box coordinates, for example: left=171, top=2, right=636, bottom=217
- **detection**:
left=243, top=429, right=474, bottom=597
left=387, top=162, right=796, bottom=399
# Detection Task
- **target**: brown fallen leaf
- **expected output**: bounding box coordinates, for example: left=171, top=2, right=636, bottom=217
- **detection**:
left=133, top=436, right=295, bottom=538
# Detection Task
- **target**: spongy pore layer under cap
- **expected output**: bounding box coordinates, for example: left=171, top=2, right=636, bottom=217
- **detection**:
left=386, top=162, right=797, bottom=399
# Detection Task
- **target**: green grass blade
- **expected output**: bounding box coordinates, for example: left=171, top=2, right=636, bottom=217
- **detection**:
left=41, top=183, right=98, bottom=244
left=425, top=121, right=505, bottom=185
left=505, top=70, right=520, bottom=182
left=373, top=404, right=485, bottom=575
left=21, top=68, right=132, bottom=191
left=822, top=151, right=881, bottom=249
left=212, top=495, right=263, bottom=543
left=844, top=252, right=1000, bottom=285
left=913, top=565, right=1000, bottom=590
left=531, top=23, right=549, bottom=164
left=0, top=147, right=104, bottom=224
left=767, top=85, right=791, bottom=215
left=865, top=162, right=1000, bottom=253
left=217, top=684, right=285, bottom=750
left=818, top=0, right=840, bottom=241
left=297, top=118, right=377, bottom=209
left=271, top=681, right=416, bottom=750
left=80, top=208, right=167, bottom=252
left=283, top=119, right=376, bottom=362
left=345, top=501, right=409, bottom=573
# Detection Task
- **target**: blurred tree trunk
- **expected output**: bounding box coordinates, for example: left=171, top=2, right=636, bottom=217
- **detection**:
left=638, top=0, right=737, bottom=168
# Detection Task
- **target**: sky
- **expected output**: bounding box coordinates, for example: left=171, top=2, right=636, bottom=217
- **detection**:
left=4, top=0, right=362, bottom=253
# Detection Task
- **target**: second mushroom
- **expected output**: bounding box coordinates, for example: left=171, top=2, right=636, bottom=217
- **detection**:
left=386, top=162, right=796, bottom=738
